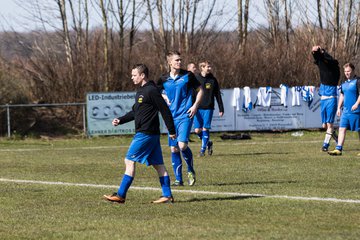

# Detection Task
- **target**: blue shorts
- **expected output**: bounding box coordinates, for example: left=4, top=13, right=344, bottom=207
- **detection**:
left=320, top=98, right=337, bottom=124
left=193, top=109, right=214, bottom=129
left=168, top=117, right=193, bottom=147
left=339, top=113, right=360, bottom=131
left=126, top=132, right=163, bottom=166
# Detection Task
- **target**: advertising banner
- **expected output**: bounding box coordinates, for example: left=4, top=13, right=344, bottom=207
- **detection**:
left=86, top=92, right=136, bottom=136
left=87, top=87, right=338, bottom=135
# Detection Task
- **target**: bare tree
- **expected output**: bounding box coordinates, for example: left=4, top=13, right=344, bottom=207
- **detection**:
left=237, top=0, right=243, bottom=51
left=316, top=0, right=323, bottom=29
left=99, top=0, right=110, bottom=91
left=344, top=0, right=353, bottom=51
left=56, top=0, right=74, bottom=71
left=265, top=0, right=280, bottom=45
left=331, top=0, right=340, bottom=52
left=283, top=0, right=291, bottom=45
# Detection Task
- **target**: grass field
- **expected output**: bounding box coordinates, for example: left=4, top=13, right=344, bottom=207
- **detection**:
left=1, top=131, right=360, bottom=239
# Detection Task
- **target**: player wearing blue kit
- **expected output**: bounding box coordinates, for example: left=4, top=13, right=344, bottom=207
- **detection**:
left=312, top=45, right=340, bottom=152
left=328, top=63, right=360, bottom=156
left=157, top=51, right=204, bottom=186
left=104, top=64, right=177, bottom=204
left=193, top=61, right=224, bottom=157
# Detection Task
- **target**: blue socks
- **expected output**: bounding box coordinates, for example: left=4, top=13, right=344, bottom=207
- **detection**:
left=335, top=145, right=343, bottom=151
left=117, top=174, right=134, bottom=198
left=171, top=152, right=183, bottom=182
left=159, top=176, right=172, bottom=197
left=181, top=147, right=195, bottom=173
left=201, top=130, right=210, bottom=152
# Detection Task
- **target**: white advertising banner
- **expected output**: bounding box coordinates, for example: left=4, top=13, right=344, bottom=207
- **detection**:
left=211, top=89, right=235, bottom=131
left=87, top=87, right=337, bottom=135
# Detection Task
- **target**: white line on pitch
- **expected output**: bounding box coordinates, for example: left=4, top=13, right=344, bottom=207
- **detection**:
left=1, top=178, right=359, bottom=204
left=0, top=140, right=327, bottom=152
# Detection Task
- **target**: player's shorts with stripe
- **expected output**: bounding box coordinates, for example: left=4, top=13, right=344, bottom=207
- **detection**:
left=339, top=112, right=360, bottom=131
left=126, top=132, right=163, bottom=166
left=320, top=97, right=337, bottom=124
left=193, top=109, right=214, bottom=129
left=168, top=117, right=193, bottom=146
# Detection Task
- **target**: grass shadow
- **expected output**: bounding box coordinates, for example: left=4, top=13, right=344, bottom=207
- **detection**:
left=211, top=180, right=298, bottom=187
left=215, top=152, right=295, bottom=157
left=177, top=195, right=264, bottom=203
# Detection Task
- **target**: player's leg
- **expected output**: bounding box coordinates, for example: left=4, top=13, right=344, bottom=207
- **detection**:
left=104, top=132, right=151, bottom=203
left=177, top=118, right=196, bottom=186
left=322, top=123, right=334, bottom=151
left=103, top=159, right=135, bottom=203
left=328, top=127, right=346, bottom=155
left=321, top=98, right=337, bottom=151
left=329, top=115, right=352, bottom=156
left=152, top=164, right=174, bottom=203
left=202, top=110, right=214, bottom=156
left=170, top=143, right=183, bottom=186
left=169, top=120, right=184, bottom=186
left=193, top=111, right=204, bottom=156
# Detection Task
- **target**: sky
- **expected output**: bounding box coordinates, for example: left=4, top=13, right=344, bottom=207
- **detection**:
left=0, top=0, right=270, bottom=32
left=0, top=0, right=318, bottom=33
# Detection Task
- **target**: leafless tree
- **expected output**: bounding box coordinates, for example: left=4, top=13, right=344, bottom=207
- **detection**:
left=344, top=0, right=353, bottom=51
left=331, top=0, right=340, bottom=52
left=56, top=0, right=74, bottom=71
left=99, top=0, right=110, bottom=91
left=317, top=0, right=323, bottom=29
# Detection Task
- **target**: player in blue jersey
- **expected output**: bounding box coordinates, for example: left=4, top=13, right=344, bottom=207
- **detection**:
left=312, top=45, right=340, bottom=152
left=193, top=61, right=224, bottom=157
left=157, top=51, right=204, bottom=186
left=103, top=64, right=177, bottom=204
left=328, top=63, right=360, bottom=156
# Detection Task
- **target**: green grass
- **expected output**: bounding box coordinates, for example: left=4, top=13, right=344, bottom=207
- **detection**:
left=1, top=131, right=360, bottom=239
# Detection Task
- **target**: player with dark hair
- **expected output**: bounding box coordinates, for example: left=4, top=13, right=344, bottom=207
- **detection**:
left=193, top=60, right=224, bottom=157
left=312, top=45, right=340, bottom=152
left=328, top=63, right=360, bottom=156
left=104, top=64, right=176, bottom=204
left=157, top=51, right=204, bottom=186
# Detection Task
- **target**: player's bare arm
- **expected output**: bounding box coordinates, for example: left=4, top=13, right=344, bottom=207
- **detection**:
left=187, top=86, right=204, bottom=118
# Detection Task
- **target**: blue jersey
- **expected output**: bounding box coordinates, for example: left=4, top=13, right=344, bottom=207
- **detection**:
left=319, top=84, right=338, bottom=97
left=340, top=78, right=360, bottom=114
left=157, top=69, right=201, bottom=121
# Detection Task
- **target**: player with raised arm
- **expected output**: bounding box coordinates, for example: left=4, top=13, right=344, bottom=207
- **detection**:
left=104, top=64, right=176, bottom=204
left=312, top=45, right=340, bottom=152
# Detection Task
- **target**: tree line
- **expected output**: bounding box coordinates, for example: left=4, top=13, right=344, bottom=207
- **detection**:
left=0, top=0, right=360, bottom=135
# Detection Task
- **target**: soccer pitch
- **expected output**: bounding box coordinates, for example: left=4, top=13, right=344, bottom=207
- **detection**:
left=1, top=131, right=360, bottom=239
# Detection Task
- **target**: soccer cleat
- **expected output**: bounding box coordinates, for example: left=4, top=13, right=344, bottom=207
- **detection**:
left=187, top=172, right=196, bottom=186
left=152, top=196, right=174, bottom=204
left=321, top=146, right=328, bottom=152
left=172, top=180, right=184, bottom=186
left=207, top=141, right=213, bottom=156
left=328, top=149, right=342, bottom=156
left=198, top=151, right=205, bottom=157
left=103, top=192, right=125, bottom=203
